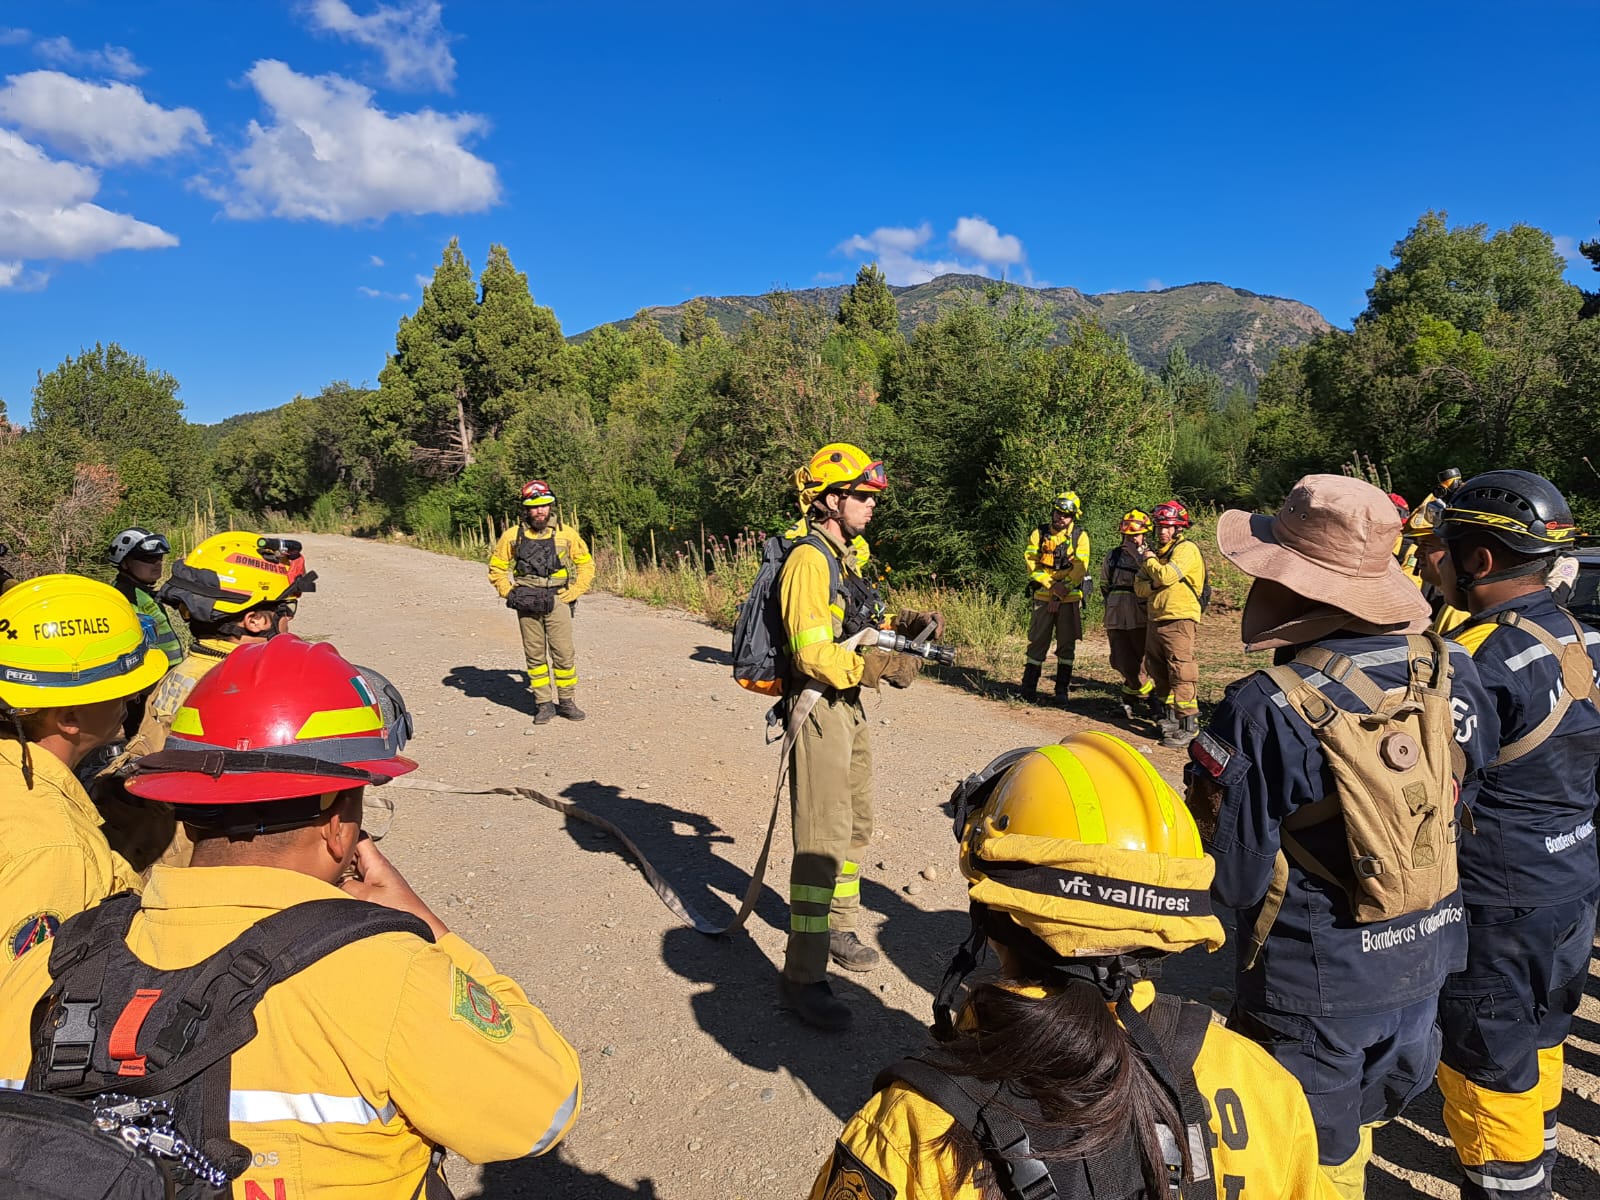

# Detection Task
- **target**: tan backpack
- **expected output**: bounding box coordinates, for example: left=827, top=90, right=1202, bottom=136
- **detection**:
left=1244, top=631, right=1466, bottom=969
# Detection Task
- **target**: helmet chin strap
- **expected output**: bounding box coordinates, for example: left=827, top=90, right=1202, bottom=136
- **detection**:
left=1449, top=547, right=1549, bottom=595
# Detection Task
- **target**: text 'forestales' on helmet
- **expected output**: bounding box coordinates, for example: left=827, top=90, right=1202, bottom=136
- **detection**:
left=0, top=574, right=168, bottom=710
left=127, top=635, right=416, bottom=807
left=956, top=732, right=1223, bottom=958
left=794, top=443, right=887, bottom=509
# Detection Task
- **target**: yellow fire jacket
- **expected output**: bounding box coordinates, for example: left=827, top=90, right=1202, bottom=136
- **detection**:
left=781, top=525, right=864, bottom=691
left=489, top=523, right=595, bottom=605
left=1025, top=523, right=1089, bottom=602
left=810, top=982, right=1334, bottom=1200
left=0, top=865, right=582, bottom=1197
left=120, top=637, right=236, bottom=762
left=1134, top=537, right=1206, bottom=622
left=0, top=737, right=142, bottom=961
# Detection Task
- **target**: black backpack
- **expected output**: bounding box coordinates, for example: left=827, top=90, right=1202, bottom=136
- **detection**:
left=0, top=893, right=435, bottom=1199
left=731, top=532, right=843, bottom=697
left=874, top=993, right=1218, bottom=1200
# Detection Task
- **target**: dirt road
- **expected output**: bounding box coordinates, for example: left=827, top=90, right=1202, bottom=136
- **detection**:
left=290, top=534, right=1600, bottom=1199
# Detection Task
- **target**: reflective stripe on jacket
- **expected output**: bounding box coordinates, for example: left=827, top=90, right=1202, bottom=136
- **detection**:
left=0, top=865, right=582, bottom=1195
left=1449, top=591, right=1600, bottom=907
left=809, top=981, right=1336, bottom=1200
left=116, top=578, right=185, bottom=667
left=1134, top=537, right=1206, bottom=622
left=1024, top=523, right=1089, bottom=602
left=489, top=523, right=595, bottom=604
left=780, top=525, right=863, bottom=691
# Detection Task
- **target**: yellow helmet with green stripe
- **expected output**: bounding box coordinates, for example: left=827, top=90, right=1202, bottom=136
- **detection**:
left=958, top=732, right=1223, bottom=957
left=0, top=574, right=169, bottom=710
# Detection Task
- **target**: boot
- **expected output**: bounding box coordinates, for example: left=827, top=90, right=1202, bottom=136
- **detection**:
left=1147, top=693, right=1168, bottom=721
left=829, top=930, right=880, bottom=973
left=1162, top=712, right=1199, bottom=749
left=532, top=702, right=557, bottom=726
left=1120, top=694, right=1138, bottom=722
left=1018, top=663, right=1042, bottom=702
left=1156, top=703, right=1179, bottom=736
left=1054, top=663, right=1073, bottom=705
left=777, top=976, right=852, bottom=1031
left=556, top=696, right=587, bottom=721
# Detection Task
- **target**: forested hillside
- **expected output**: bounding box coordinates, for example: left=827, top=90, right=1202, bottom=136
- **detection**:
left=578, top=277, right=1330, bottom=393
left=1, top=212, right=1596, bottom=590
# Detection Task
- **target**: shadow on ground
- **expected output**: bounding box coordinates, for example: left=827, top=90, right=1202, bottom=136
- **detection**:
left=689, top=645, right=733, bottom=666
left=557, top=780, right=789, bottom=934
left=473, top=1150, right=659, bottom=1198
left=443, top=665, right=538, bottom=716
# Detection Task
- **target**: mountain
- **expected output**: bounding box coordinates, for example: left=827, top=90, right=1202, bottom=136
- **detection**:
left=575, top=276, right=1331, bottom=391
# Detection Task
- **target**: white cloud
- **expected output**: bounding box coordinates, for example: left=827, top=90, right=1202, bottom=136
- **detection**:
left=32, top=35, right=145, bottom=79
left=835, top=220, right=1006, bottom=286
left=1553, top=235, right=1578, bottom=266
left=0, top=261, right=48, bottom=290
left=306, top=0, right=456, bottom=92
left=0, top=129, right=177, bottom=280
left=414, top=272, right=432, bottom=290
left=0, top=71, right=209, bottom=165
left=205, top=60, right=500, bottom=223
left=0, top=29, right=31, bottom=47
left=949, top=215, right=1024, bottom=266
left=357, top=285, right=411, bottom=300
left=1144, top=277, right=1166, bottom=291
left=368, top=253, right=385, bottom=266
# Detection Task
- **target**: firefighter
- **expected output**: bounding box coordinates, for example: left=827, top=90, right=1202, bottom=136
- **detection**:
left=95, top=532, right=317, bottom=870
left=107, top=528, right=186, bottom=670
left=1186, top=475, right=1497, bottom=1200
left=778, top=443, right=888, bottom=1031
left=811, top=733, right=1335, bottom=1200
left=1402, top=495, right=1471, bottom=636
left=1432, top=471, right=1600, bottom=1200
left=1101, top=509, right=1155, bottom=720
left=0, top=575, right=167, bottom=955
left=0, top=635, right=582, bottom=1195
left=1021, top=491, right=1090, bottom=704
left=1133, top=500, right=1206, bottom=747
left=489, top=481, right=595, bottom=725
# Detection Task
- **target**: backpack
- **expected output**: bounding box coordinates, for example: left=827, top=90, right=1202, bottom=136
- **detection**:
left=1243, top=632, right=1464, bottom=969
left=1, top=892, right=438, bottom=1199
left=872, top=993, right=1217, bottom=1200
left=731, top=532, right=842, bottom=697
left=1460, top=607, right=1599, bottom=767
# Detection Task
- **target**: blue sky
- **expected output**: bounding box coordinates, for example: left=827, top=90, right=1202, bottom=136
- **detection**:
left=0, top=1, right=1594, bottom=424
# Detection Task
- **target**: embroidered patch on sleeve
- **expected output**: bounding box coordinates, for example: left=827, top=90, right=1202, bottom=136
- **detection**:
left=451, top=966, right=515, bottom=1041
left=1191, top=730, right=1234, bottom=778
left=9, top=912, right=61, bottom=959
left=821, top=1140, right=897, bottom=1200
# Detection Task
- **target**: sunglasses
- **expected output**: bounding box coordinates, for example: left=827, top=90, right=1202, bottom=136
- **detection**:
left=257, top=537, right=303, bottom=564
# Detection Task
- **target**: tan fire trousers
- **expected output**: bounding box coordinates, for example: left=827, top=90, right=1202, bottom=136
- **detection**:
left=785, top=688, right=873, bottom=984
left=1025, top=599, right=1083, bottom=667
left=1145, top=618, right=1199, bottom=712
left=1107, top=625, right=1151, bottom=696
left=519, top=600, right=577, bottom=703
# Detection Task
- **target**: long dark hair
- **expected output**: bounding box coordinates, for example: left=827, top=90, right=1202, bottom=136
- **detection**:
left=930, top=907, right=1184, bottom=1200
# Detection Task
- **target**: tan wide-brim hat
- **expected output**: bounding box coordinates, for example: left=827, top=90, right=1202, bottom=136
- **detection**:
left=1217, top=474, right=1431, bottom=628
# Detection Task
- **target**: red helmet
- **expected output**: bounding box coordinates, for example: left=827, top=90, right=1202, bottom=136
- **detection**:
left=126, top=635, right=416, bottom=806
left=1387, top=492, right=1409, bottom=517
left=1151, top=500, right=1191, bottom=530
left=521, top=480, right=555, bottom=507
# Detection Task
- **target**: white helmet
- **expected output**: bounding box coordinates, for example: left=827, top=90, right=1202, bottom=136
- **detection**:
left=108, top=528, right=170, bottom=566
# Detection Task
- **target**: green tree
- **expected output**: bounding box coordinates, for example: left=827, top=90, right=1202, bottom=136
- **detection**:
left=30, top=341, right=202, bottom=524
left=473, top=242, right=567, bottom=429
left=837, top=264, right=898, bottom=338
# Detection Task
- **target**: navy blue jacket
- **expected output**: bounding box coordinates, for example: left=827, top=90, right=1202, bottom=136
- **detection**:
left=1186, top=633, right=1498, bottom=1018
left=1449, top=591, right=1600, bottom=907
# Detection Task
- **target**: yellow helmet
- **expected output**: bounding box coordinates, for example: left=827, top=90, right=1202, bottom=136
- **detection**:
left=957, top=732, right=1223, bottom=958
left=160, top=533, right=316, bottom=624
left=794, top=443, right=886, bottom=509
left=1120, top=509, right=1153, bottom=535
left=0, top=574, right=169, bottom=710
left=1053, top=490, right=1082, bottom=517
left=1402, top=493, right=1445, bottom=542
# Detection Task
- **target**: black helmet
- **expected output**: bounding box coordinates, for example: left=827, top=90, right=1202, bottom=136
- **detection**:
left=1441, top=470, right=1575, bottom=559
left=1437, top=467, right=1462, bottom=492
